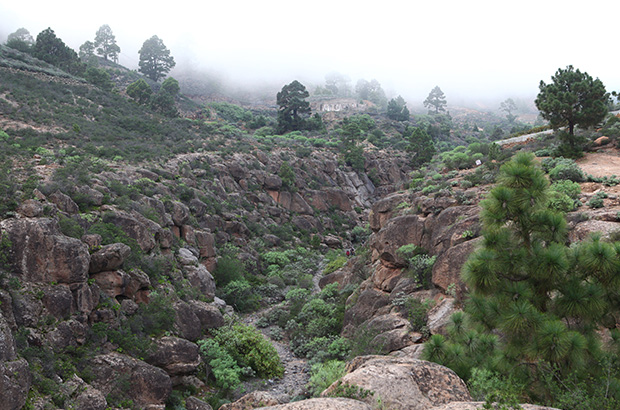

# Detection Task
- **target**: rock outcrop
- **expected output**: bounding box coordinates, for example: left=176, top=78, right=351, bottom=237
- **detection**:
left=257, top=398, right=373, bottom=410
left=322, top=356, right=472, bottom=410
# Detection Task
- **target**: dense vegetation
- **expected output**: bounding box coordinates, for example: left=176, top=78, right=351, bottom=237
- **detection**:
left=2, top=25, right=620, bottom=409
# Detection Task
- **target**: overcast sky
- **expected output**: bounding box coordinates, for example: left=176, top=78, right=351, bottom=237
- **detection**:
left=1, top=0, right=618, bottom=106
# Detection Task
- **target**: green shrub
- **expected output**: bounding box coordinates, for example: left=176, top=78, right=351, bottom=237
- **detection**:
left=198, top=338, right=243, bottom=391
left=217, top=279, right=260, bottom=313
left=308, top=360, right=346, bottom=397
left=58, top=214, right=84, bottom=238
left=542, top=157, right=585, bottom=182
left=324, top=255, right=347, bottom=275
left=212, top=322, right=284, bottom=379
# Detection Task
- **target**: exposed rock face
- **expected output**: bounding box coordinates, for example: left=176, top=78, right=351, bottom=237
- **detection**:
left=146, top=337, right=201, bottom=376
left=322, top=357, right=471, bottom=410
left=189, top=300, right=225, bottom=329
left=89, top=352, right=172, bottom=407
left=431, top=239, right=480, bottom=295
left=89, top=243, right=132, bottom=274
left=49, top=190, right=79, bottom=214
left=1, top=218, right=89, bottom=284
left=101, top=209, right=157, bottom=252
left=17, top=199, right=43, bottom=217
left=257, top=398, right=373, bottom=410
left=369, top=215, right=426, bottom=267
left=220, top=391, right=283, bottom=410
left=0, top=315, right=31, bottom=410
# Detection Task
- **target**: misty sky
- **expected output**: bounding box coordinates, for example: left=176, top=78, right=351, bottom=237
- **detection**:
left=1, top=0, right=618, bottom=106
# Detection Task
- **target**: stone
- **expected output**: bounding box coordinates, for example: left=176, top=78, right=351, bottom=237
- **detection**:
left=81, top=234, right=102, bottom=249
left=196, top=230, right=216, bottom=258
left=42, top=284, right=74, bottom=319
left=178, top=248, right=199, bottom=265
left=257, top=398, right=373, bottom=410
left=174, top=301, right=202, bottom=341
left=49, top=190, right=79, bottom=214
left=431, top=238, right=480, bottom=295
left=188, top=300, right=225, bottom=330
left=147, top=337, right=201, bottom=376
left=89, top=243, right=132, bottom=274
left=167, top=201, right=190, bottom=226
left=220, top=390, right=283, bottom=410
left=264, top=175, right=283, bottom=191
left=427, top=297, right=458, bottom=336
left=184, top=265, right=216, bottom=300
left=72, top=385, right=107, bottom=410
left=342, top=288, right=390, bottom=334
left=369, top=215, right=426, bottom=267
left=185, top=396, right=213, bottom=410
left=89, top=352, right=172, bottom=407
left=322, top=357, right=471, bottom=410
left=102, top=210, right=157, bottom=253
left=0, top=358, right=31, bottom=410
left=17, top=199, right=43, bottom=217
left=1, top=218, right=90, bottom=284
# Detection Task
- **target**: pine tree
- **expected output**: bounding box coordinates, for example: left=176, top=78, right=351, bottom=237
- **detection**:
left=94, top=24, right=120, bottom=62
left=423, top=86, right=447, bottom=114
left=138, top=35, right=176, bottom=82
left=276, top=80, right=311, bottom=133
left=424, top=152, right=620, bottom=403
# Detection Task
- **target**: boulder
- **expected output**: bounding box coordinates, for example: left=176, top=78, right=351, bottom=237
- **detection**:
left=0, top=358, right=31, bottom=410
left=196, top=231, right=216, bottom=258
left=102, top=210, right=157, bottom=253
left=425, top=206, right=479, bottom=255
left=322, top=357, right=471, bottom=410
left=1, top=218, right=90, bottom=284
left=185, top=396, right=213, bottom=410
left=364, top=314, right=421, bottom=353
left=220, top=391, right=283, bottom=410
left=431, top=238, right=480, bottom=295
left=89, top=352, right=172, bottom=407
left=369, top=215, right=426, bottom=267
left=0, top=315, right=17, bottom=362
left=167, top=201, right=190, bottom=226
left=90, top=270, right=130, bottom=299
left=42, top=284, right=74, bottom=319
left=178, top=248, right=199, bottom=265
left=71, top=384, right=107, bottom=410
left=568, top=219, right=620, bottom=242
left=147, top=337, right=201, bottom=376
left=342, top=288, right=390, bottom=334
left=257, top=398, right=372, bottom=410
left=81, top=234, right=102, bottom=249
left=264, top=175, right=283, bottom=191
left=89, top=243, right=132, bottom=274
left=174, top=301, right=202, bottom=341
left=188, top=300, right=225, bottom=329
left=368, top=192, right=412, bottom=232
left=184, top=264, right=216, bottom=300
left=17, top=199, right=43, bottom=217
left=427, top=297, right=458, bottom=336
left=189, top=198, right=209, bottom=218
left=49, top=190, right=79, bottom=214
left=372, top=263, right=404, bottom=292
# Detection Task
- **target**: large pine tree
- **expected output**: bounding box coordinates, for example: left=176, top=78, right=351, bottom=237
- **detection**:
left=424, top=152, right=620, bottom=405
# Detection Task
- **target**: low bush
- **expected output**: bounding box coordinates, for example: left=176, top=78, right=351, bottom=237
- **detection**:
left=308, top=360, right=346, bottom=397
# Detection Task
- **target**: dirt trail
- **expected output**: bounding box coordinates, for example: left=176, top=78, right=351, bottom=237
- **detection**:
left=238, top=260, right=325, bottom=400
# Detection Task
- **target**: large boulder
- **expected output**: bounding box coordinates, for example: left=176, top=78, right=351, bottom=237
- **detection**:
left=48, top=190, right=79, bottom=214
left=0, top=358, right=31, bottom=410
left=431, top=238, right=480, bottom=295
left=146, top=337, right=201, bottom=376
left=322, top=357, right=471, bottom=410
left=257, top=398, right=372, bottom=410
left=342, top=288, right=390, bottom=335
left=89, top=243, right=132, bottom=274
left=220, top=391, right=283, bottom=410
left=89, top=352, right=172, bottom=407
left=100, top=209, right=157, bottom=253
left=184, top=264, right=216, bottom=300
left=173, top=301, right=202, bottom=341
left=1, top=218, right=90, bottom=284
left=188, top=300, right=225, bottom=330
left=369, top=215, right=426, bottom=267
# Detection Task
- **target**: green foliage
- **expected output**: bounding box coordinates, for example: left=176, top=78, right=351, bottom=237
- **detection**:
left=536, top=65, right=609, bottom=140
left=33, top=28, right=84, bottom=75
left=0, top=232, right=13, bottom=270
left=127, top=79, right=153, bottom=104
left=424, top=86, right=447, bottom=114
left=324, top=255, right=347, bottom=275
left=279, top=161, right=296, bottom=191
left=198, top=338, right=243, bottom=391
left=548, top=180, right=581, bottom=212
left=308, top=360, right=346, bottom=397
left=84, top=67, right=114, bottom=91
left=202, top=321, right=284, bottom=384
left=405, top=126, right=435, bottom=167
left=277, top=80, right=311, bottom=133
left=386, top=95, right=410, bottom=121
left=94, top=24, right=120, bottom=62
left=138, top=35, right=176, bottom=82
left=542, top=156, right=585, bottom=182
left=58, top=214, right=84, bottom=238
left=209, top=102, right=252, bottom=123
left=424, top=152, right=620, bottom=405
